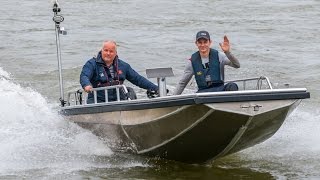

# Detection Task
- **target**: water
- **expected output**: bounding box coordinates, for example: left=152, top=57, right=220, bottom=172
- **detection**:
left=0, top=0, right=319, bottom=179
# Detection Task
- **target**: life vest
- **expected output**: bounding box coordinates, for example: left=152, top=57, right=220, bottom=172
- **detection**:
left=191, top=48, right=222, bottom=90
left=95, top=55, right=124, bottom=87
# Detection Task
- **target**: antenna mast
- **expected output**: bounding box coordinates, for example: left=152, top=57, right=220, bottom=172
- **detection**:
left=52, top=0, right=67, bottom=106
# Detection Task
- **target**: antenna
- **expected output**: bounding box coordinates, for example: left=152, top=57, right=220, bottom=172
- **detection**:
left=52, top=0, right=67, bottom=106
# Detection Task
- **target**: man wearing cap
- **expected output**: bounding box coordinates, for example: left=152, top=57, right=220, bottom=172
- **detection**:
left=173, top=31, right=240, bottom=95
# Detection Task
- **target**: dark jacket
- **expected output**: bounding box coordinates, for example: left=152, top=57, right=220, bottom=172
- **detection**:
left=191, top=48, right=223, bottom=90
left=80, top=52, right=158, bottom=102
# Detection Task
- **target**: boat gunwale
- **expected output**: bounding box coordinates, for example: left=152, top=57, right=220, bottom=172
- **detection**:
left=61, top=88, right=310, bottom=116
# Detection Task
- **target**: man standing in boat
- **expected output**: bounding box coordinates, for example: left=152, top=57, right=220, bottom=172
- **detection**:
left=173, top=31, right=240, bottom=95
left=80, top=40, right=158, bottom=103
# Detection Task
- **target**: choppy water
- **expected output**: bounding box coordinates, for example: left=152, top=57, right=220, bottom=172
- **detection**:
left=0, top=0, right=319, bottom=179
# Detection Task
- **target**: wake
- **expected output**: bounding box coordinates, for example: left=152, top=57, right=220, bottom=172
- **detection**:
left=0, top=67, right=116, bottom=176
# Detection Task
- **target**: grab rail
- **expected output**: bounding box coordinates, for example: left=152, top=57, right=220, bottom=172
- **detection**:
left=66, top=84, right=130, bottom=106
left=225, top=76, right=273, bottom=90
left=66, top=76, right=274, bottom=106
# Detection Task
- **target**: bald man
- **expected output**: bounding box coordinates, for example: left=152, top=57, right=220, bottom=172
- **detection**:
left=80, top=40, right=158, bottom=103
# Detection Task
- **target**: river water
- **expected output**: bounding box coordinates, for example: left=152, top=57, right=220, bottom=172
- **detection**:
left=0, top=0, right=319, bottom=179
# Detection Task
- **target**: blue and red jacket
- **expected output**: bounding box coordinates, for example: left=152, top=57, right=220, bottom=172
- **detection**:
left=80, top=52, right=158, bottom=102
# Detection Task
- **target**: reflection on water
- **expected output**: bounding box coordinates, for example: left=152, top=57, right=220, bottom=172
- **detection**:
left=82, top=156, right=275, bottom=180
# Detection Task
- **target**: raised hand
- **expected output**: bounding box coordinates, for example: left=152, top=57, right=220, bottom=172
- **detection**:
left=219, top=35, right=230, bottom=53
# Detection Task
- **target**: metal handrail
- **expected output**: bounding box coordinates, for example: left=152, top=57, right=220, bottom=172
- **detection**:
left=66, top=85, right=130, bottom=106
left=66, top=76, right=273, bottom=106
left=225, top=76, right=273, bottom=90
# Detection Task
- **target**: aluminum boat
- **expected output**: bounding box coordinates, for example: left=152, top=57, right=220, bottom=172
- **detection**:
left=61, top=75, right=309, bottom=163
left=52, top=1, right=310, bottom=164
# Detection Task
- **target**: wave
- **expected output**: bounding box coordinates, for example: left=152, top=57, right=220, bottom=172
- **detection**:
left=0, top=67, right=118, bottom=176
left=0, top=67, right=11, bottom=79
left=237, top=108, right=320, bottom=178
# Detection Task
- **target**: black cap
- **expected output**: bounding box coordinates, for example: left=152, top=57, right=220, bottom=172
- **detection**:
left=196, top=31, right=210, bottom=41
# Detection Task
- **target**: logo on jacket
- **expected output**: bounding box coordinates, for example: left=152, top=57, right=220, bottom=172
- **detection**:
left=196, top=71, right=202, bottom=76
left=118, top=70, right=123, bottom=74
left=100, top=73, right=104, bottom=77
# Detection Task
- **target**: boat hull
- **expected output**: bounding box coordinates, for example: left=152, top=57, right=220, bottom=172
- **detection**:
left=69, top=98, right=301, bottom=163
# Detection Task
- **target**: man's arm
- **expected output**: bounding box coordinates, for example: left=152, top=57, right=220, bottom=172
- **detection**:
left=126, top=64, right=158, bottom=91
left=80, top=60, right=95, bottom=92
left=173, top=61, right=194, bottom=95
left=219, top=35, right=240, bottom=68
left=224, top=51, right=240, bottom=68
